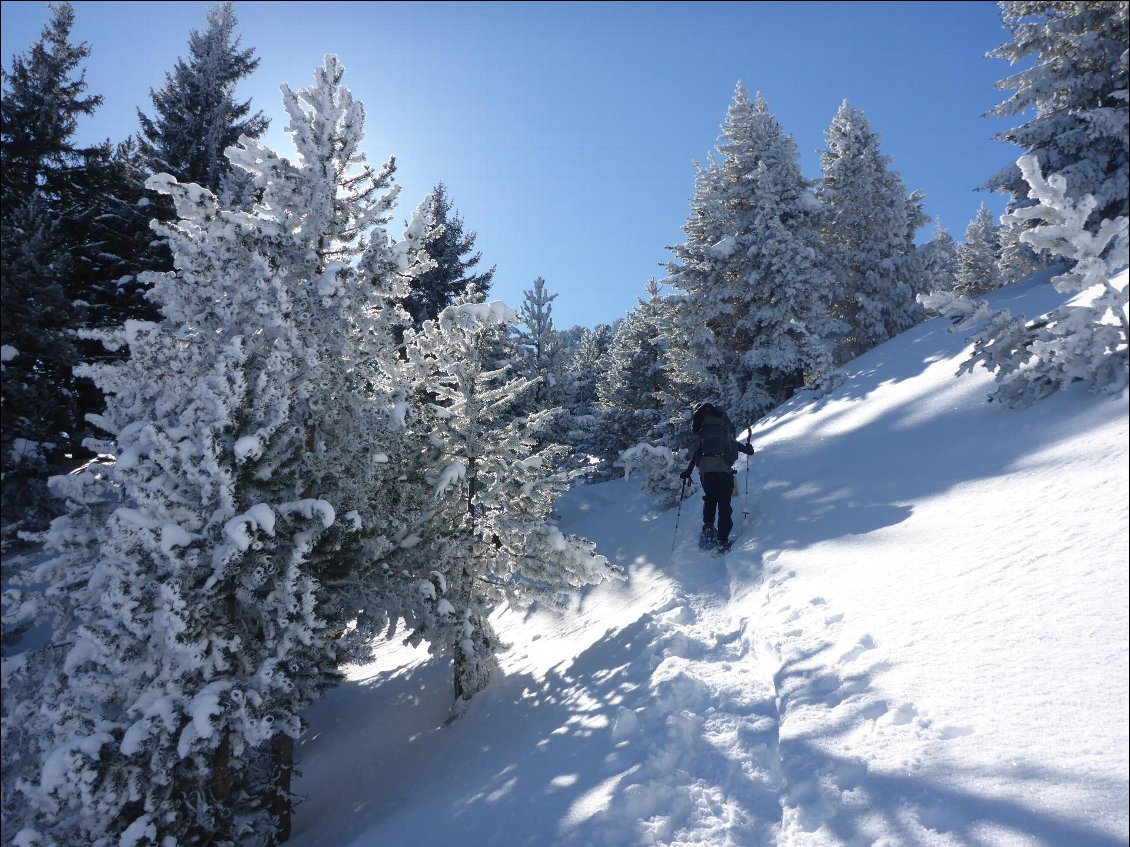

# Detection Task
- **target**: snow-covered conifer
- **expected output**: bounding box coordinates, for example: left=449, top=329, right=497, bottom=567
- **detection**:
left=667, top=84, right=838, bottom=425
left=920, top=220, right=960, bottom=294
left=512, top=276, right=575, bottom=448
left=985, top=1, right=1129, bottom=239
left=401, top=294, right=618, bottom=705
left=615, top=442, right=688, bottom=508
left=513, top=276, right=561, bottom=405
left=555, top=323, right=614, bottom=469
left=998, top=214, right=1049, bottom=284
left=597, top=280, right=672, bottom=466
left=818, top=100, right=928, bottom=361
left=921, top=154, right=1128, bottom=406
left=955, top=203, right=1004, bottom=296
left=564, top=324, right=613, bottom=415
left=2, top=54, right=414, bottom=846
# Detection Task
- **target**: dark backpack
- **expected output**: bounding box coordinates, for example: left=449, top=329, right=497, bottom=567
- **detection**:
left=692, top=403, right=738, bottom=467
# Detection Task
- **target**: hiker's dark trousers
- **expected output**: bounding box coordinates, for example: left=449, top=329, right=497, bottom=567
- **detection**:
left=701, top=471, right=734, bottom=542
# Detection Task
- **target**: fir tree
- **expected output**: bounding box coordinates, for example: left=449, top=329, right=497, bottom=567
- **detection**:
left=985, top=1, right=1129, bottom=240
left=137, top=1, right=267, bottom=195
left=922, top=153, right=1128, bottom=407
left=513, top=276, right=560, bottom=405
left=564, top=323, right=614, bottom=417
left=1, top=55, right=414, bottom=846
left=402, top=294, right=617, bottom=706
left=0, top=1, right=101, bottom=201
left=667, top=84, right=838, bottom=425
left=998, top=214, right=1049, bottom=284
left=0, top=196, right=78, bottom=539
left=1, top=1, right=101, bottom=537
left=920, top=219, right=960, bottom=294
left=597, top=280, right=671, bottom=465
left=400, top=182, right=495, bottom=328
left=818, top=100, right=928, bottom=362
left=955, top=203, right=1004, bottom=296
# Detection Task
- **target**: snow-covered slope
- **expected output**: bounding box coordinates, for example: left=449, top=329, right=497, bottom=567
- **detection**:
left=288, top=273, right=1129, bottom=847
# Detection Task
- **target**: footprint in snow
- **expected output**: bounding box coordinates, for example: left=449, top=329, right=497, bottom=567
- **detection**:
left=939, top=724, right=975, bottom=740
left=838, top=634, right=877, bottom=664
left=886, top=702, right=920, bottom=726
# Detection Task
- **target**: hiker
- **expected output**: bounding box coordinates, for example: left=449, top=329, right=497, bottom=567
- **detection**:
left=679, top=402, right=754, bottom=551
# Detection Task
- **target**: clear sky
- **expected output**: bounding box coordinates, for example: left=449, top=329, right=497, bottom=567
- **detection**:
left=2, top=1, right=1021, bottom=330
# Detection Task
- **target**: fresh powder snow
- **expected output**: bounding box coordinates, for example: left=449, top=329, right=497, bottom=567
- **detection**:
left=284, top=273, right=1129, bottom=847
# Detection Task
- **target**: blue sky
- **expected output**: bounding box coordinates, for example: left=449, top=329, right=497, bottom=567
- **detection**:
left=2, top=1, right=1021, bottom=329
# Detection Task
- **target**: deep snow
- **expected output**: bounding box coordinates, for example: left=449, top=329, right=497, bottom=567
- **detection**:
left=288, top=272, right=1128, bottom=847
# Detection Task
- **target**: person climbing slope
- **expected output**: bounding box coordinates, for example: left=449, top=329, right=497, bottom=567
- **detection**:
left=679, top=401, right=754, bottom=552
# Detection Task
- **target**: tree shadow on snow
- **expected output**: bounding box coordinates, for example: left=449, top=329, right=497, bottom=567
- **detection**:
left=291, top=608, right=782, bottom=847
left=736, top=360, right=1124, bottom=559
left=289, top=595, right=1124, bottom=847
left=767, top=640, right=1126, bottom=847
left=734, top=276, right=1126, bottom=564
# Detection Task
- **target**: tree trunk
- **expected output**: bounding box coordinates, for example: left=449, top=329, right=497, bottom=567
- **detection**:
left=452, top=610, right=497, bottom=703
left=269, top=732, right=294, bottom=844
left=209, top=731, right=233, bottom=843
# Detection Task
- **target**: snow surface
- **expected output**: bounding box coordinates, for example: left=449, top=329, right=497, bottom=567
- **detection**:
left=288, top=274, right=1128, bottom=847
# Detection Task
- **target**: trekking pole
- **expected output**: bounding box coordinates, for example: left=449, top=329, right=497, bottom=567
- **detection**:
left=742, top=438, right=752, bottom=521
left=672, top=478, right=688, bottom=552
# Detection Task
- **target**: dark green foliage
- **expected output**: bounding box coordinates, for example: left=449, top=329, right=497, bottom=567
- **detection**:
left=136, top=1, right=267, bottom=193
left=1, top=2, right=101, bottom=536
left=401, top=182, right=495, bottom=328
left=0, top=196, right=78, bottom=537
left=0, top=1, right=101, bottom=202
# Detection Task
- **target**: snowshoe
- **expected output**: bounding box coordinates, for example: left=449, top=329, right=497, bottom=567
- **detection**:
left=698, top=526, right=717, bottom=549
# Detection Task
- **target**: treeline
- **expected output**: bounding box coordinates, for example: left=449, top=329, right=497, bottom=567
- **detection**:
left=1, top=2, right=1126, bottom=846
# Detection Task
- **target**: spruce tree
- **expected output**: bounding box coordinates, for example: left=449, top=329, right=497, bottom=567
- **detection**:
left=558, top=322, right=614, bottom=471
left=0, top=1, right=101, bottom=201
left=2, top=55, right=414, bottom=846
left=564, top=323, right=614, bottom=418
left=818, top=100, right=928, bottom=362
left=1, top=1, right=102, bottom=537
left=0, top=196, right=78, bottom=540
left=667, top=84, right=838, bottom=425
left=998, top=215, right=1049, bottom=284
left=920, top=220, right=960, bottom=294
left=137, top=1, right=267, bottom=195
left=66, top=138, right=169, bottom=326
left=400, top=182, right=495, bottom=328
left=513, top=276, right=560, bottom=405
left=985, top=1, right=1129, bottom=238
left=597, top=280, right=671, bottom=465
left=402, top=293, right=616, bottom=706
left=955, top=203, right=1004, bottom=296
